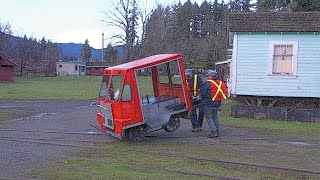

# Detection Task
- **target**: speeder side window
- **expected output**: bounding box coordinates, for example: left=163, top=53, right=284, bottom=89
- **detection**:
left=99, top=75, right=110, bottom=99
left=121, top=84, right=132, bottom=102
left=108, top=75, right=123, bottom=102
left=157, top=62, right=170, bottom=84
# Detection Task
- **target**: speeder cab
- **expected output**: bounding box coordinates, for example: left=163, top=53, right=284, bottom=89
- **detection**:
left=96, top=54, right=192, bottom=141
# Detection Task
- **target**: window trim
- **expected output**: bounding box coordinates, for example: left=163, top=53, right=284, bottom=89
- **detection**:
left=269, top=41, right=298, bottom=77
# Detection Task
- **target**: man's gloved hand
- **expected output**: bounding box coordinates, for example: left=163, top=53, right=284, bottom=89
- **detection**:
left=193, top=95, right=201, bottom=101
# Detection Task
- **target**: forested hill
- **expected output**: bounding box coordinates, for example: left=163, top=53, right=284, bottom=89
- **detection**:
left=0, top=31, right=125, bottom=61
left=55, top=43, right=125, bottom=60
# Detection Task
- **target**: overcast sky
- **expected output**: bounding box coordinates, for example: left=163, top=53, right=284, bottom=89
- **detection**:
left=0, top=0, right=221, bottom=49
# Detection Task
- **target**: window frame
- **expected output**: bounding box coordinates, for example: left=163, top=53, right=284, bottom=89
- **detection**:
left=99, top=75, right=110, bottom=100
left=269, top=41, right=298, bottom=77
left=157, top=62, right=170, bottom=84
left=121, top=84, right=132, bottom=102
left=169, top=60, right=182, bottom=85
left=107, top=75, right=123, bottom=102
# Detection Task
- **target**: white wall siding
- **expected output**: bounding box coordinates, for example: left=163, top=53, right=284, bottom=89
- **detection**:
left=235, top=33, right=320, bottom=98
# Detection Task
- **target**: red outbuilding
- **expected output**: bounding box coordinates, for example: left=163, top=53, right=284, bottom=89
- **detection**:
left=0, top=51, right=16, bottom=82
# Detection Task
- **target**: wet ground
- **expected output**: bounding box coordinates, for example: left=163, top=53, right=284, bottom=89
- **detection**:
left=0, top=100, right=319, bottom=179
left=0, top=100, right=117, bottom=179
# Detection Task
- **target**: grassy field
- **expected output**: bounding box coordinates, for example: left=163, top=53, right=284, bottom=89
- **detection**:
left=0, top=76, right=102, bottom=100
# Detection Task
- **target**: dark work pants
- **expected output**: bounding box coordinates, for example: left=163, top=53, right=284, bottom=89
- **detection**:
left=191, top=104, right=204, bottom=128
left=204, top=106, right=219, bottom=133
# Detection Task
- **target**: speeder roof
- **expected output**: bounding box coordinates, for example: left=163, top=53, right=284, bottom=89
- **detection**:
left=107, top=54, right=181, bottom=71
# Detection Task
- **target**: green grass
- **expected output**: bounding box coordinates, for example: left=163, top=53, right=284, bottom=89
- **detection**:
left=0, top=75, right=189, bottom=100
left=28, top=160, right=214, bottom=180
left=0, top=76, right=102, bottom=100
left=27, top=139, right=320, bottom=180
left=221, top=116, right=320, bottom=141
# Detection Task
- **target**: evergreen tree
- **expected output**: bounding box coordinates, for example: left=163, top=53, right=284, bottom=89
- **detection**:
left=191, top=2, right=202, bottom=38
left=229, top=0, right=253, bottom=12
left=105, top=43, right=118, bottom=64
left=81, top=39, right=91, bottom=62
left=257, top=0, right=277, bottom=11
left=199, top=1, right=212, bottom=38
left=293, top=0, right=320, bottom=11
left=142, top=5, right=167, bottom=55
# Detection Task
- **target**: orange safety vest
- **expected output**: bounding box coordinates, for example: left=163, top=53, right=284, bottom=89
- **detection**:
left=186, top=74, right=200, bottom=96
left=207, top=79, right=227, bottom=101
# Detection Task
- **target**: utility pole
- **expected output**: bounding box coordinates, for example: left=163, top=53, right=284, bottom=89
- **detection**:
left=102, top=32, right=104, bottom=62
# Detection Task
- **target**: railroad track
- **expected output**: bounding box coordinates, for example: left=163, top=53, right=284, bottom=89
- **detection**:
left=1, top=128, right=319, bottom=178
left=0, top=128, right=116, bottom=149
left=0, top=128, right=106, bottom=135
left=0, top=137, right=108, bottom=149
left=3, top=136, right=316, bottom=176
left=104, top=147, right=320, bottom=176
left=0, top=148, right=248, bottom=180
left=1, top=145, right=319, bottom=179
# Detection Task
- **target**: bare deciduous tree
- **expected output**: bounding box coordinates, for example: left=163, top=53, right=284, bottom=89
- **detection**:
left=103, top=0, right=139, bottom=62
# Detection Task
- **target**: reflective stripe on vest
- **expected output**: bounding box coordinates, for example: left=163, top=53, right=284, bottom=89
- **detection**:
left=193, top=74, right=198, bottom=96
left=207, top=80, right=227, bottom=101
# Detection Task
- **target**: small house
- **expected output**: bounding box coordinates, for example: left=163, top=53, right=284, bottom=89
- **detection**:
left=0, top=51, right=16, bottom=82
left=56, top=61, right=86, bottom=76
left=228, top=12, right=320, bottom=122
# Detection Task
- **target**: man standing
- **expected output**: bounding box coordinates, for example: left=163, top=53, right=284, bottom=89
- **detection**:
left=185, top=69, right=204, bottom=132
left=201, top=69, right=228, bottom=138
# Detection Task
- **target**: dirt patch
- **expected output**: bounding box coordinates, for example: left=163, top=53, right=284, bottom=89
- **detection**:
left=0, top=100, right=117, bottom=179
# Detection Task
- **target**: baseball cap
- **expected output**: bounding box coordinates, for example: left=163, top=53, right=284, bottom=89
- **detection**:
left=185, top=68, right=192, bottom=76
left=207, top=69, right=218, bottom=77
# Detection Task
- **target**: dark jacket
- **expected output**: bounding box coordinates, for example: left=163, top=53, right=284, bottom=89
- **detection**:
left=187, top=73, right=204, bottom=98
left=201, top=81, right=221, bottom=108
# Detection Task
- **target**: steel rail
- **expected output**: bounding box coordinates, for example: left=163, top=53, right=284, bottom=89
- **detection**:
left=0, top=148, right=248, bottom=180
left=0, top=177, right=41, bottom=180
left=108, top=147, right=320, bottom=176
left=0, top=137, right=102, bottom=149
left=183, top=155, right=320, bottom=175
left=0, top=129, right=106, bottom=135
left=0, top=136, right=113, bottom=144
left=133, top=151, right=320, bottom=175
left=1, top=128, right=319, bottom=175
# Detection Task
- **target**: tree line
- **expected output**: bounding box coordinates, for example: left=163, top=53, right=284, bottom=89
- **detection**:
left=105, top=0, right=320, bottom=68
left=0, top=21, right=61, bottom=76
left=1, top=0, right=319, bottom=77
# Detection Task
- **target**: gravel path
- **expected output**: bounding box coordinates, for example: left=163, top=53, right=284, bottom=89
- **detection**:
left=0, top=100, right=117, bottom=179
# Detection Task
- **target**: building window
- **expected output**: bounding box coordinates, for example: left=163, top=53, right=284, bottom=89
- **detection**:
left=75, top=65, right=78, bottom=71
left=270, top=41, right=298, bottom=76
left=59, top=65, right=62, bottom=68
